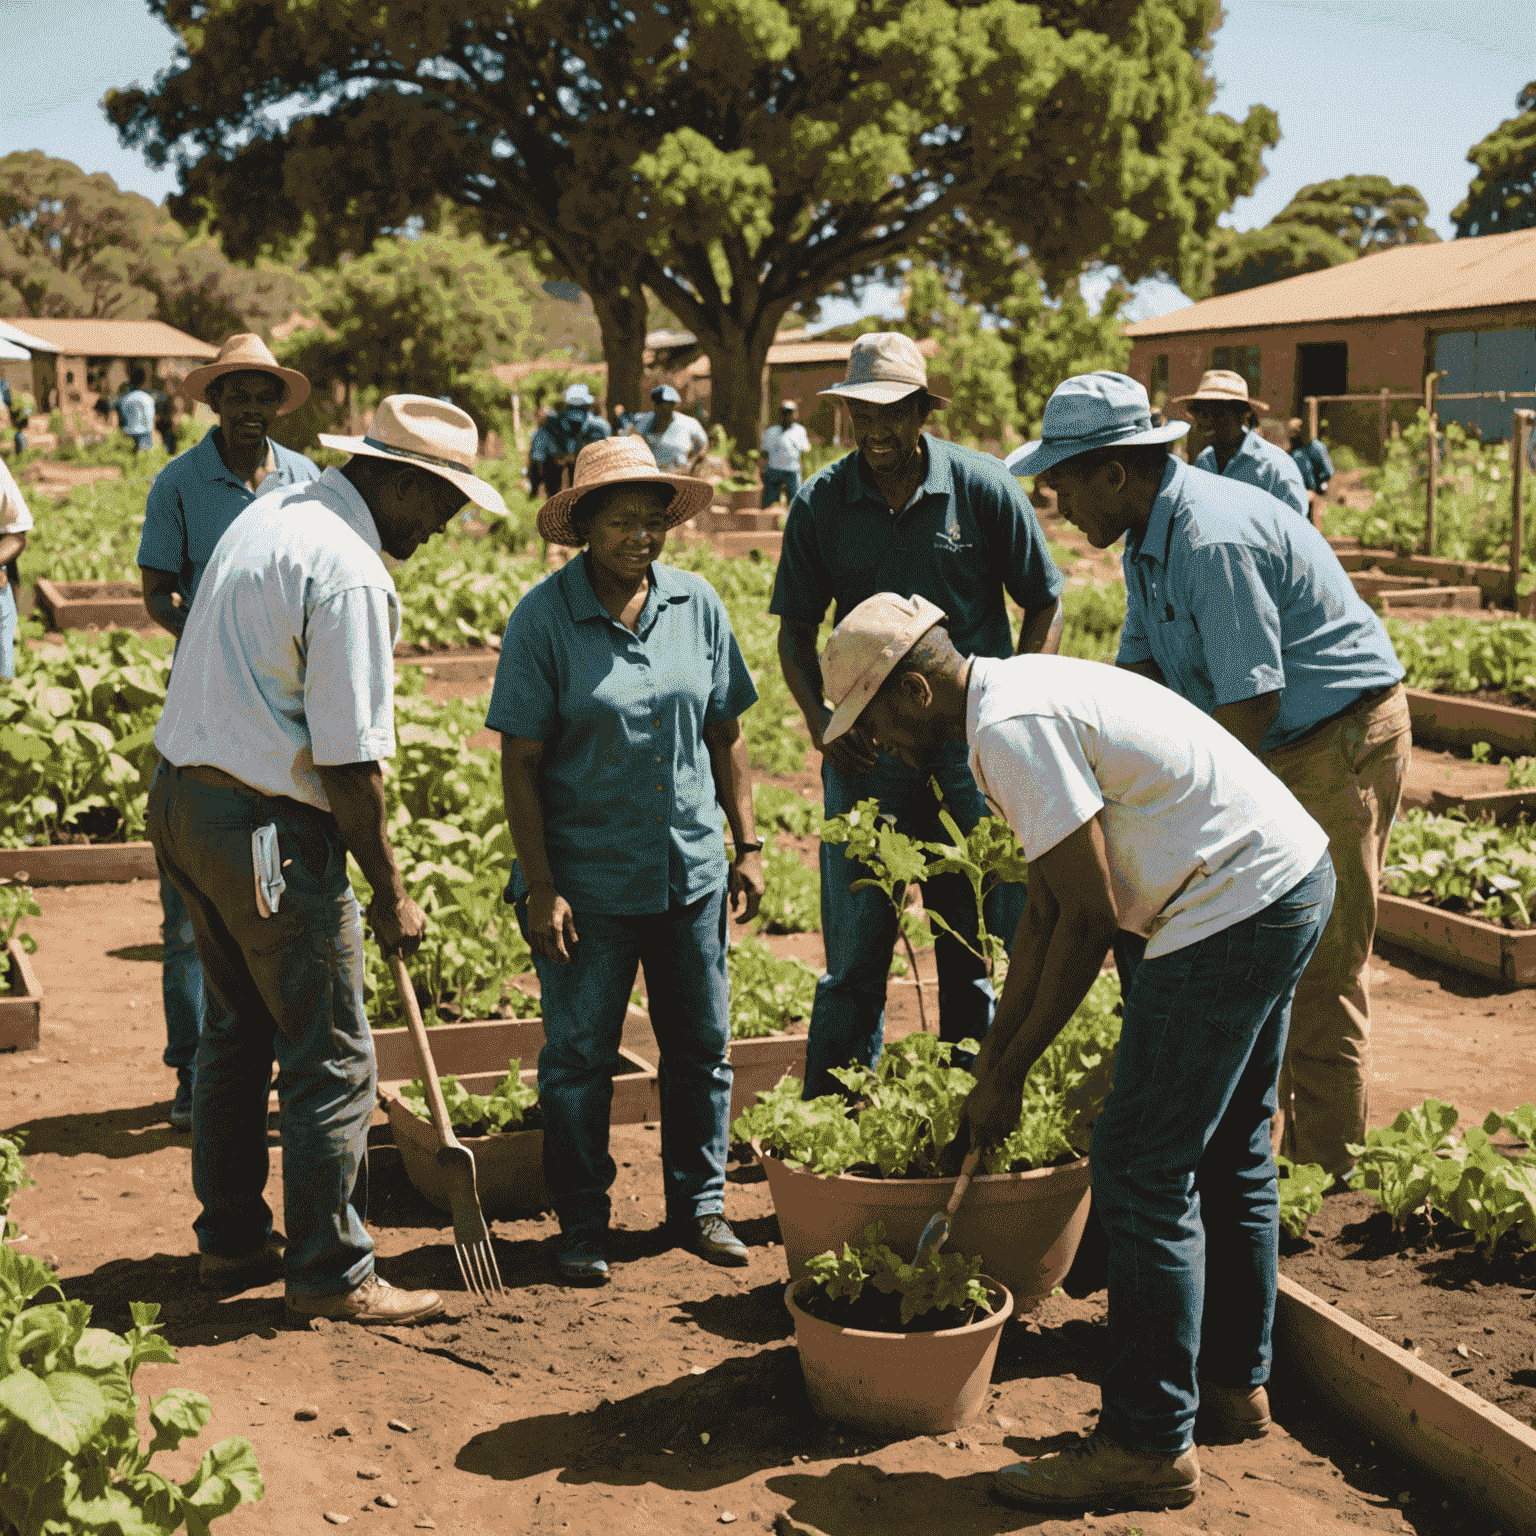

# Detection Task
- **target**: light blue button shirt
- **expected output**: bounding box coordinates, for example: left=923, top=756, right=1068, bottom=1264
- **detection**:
left=1116, top=456, right=1403, bottom=752
left=118, top=389, right=156, bottom=437
left=628, top=410, right=709, bottom=469
left=1195, top=427, right=1310, bottom=517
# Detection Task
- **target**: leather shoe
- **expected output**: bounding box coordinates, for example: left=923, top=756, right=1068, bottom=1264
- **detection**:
left=993, top=1432, right=1200, bottom=1511
left=1197, top=1381, right=1271, bottom=1441
left=556, top=1233, right=610, bottom=1286
left=199, top=1235, right=286, bottom=1291
left=286, top=1274, right=443, bottom=1325
left=672, top=1214, right=749, bottom=1267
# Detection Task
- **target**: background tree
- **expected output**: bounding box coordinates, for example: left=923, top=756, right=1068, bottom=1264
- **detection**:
left=1454, top=83, right=1536, bottom=238
left=109, top=0, right=1276, bottom=455
left=1209, top=222, right=1357, bottom=295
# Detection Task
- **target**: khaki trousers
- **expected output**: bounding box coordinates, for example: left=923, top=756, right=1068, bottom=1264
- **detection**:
left=1262, top=685, right=1412, bottom=1177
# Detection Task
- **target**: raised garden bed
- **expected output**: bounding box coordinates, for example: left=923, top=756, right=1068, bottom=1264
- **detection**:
left=1406, top=687, right=1536, bottom=757
left=1377, top=586, right=1483, bottom=615
left=34, top=578, right=155, bottom=632
left=0, top=843, right=158, bottom=886
left=1375, top=893, right=1536, bottom=986
left=0, top=938, right=42, bottom=1052
left=1429, top=786, right=1536, bottom=824
left=728, top=1029, right=808, bottom=1121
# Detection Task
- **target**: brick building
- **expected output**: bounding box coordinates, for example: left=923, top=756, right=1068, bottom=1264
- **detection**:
left=1125, top=227, right=1536, bottom=462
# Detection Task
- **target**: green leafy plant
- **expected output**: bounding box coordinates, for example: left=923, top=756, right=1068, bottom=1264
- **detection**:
left=1447, top=1124, right=1536, bottom=1256
left=400, top=1058, right=539, bottom=1137
left=1347, top=1099, right=1464, bottom=1229
left=1381, top=615, right=1536, bottom=707
left=804, top=1220, right=992, bottom=1328
left=1384, top=809, right=1536, bottom=929
left=1503, top=755, right=1536, bottom=790
left=1059, top=582, right=1127, bottom=663
left=752, top=782, right=822, bottom=839
left=727, top=936, right=817, bottom=1040
left=0, top=881, right=40, bottom=964
left=757, top=840, right=820, bottom=934
left=1275, top=1156, right=1334, bottom=1239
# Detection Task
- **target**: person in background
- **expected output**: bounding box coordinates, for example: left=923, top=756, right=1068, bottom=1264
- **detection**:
left=626, top=384, right=709, bottom=473
left=609, top=401, right=632, bottom=435
left=1288, top=417, right=1335, bottom=499
left=760, top=400, right=811, bottom=508
left=0, top=453, right=33, bottom=684
left=119, top=368, right=158, bottom=455
left=491, top=437, right=762, bottom=1285
left=136, top=333, right=320, bottom=1133
left=149, top=395, right=504, bottom=1321
left=1176, top=370, right=1308, bottom=518
left=773, top=331, right=1064, bottom=1098
left=1018, top=371, right=1409, bottom=1183
left=155, top=383, right=180, bottom=457
left=529, top=384, right=611, bottom=497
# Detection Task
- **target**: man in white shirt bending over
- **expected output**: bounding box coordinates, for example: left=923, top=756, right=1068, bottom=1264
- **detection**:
left=759, top=399, right=811, bottom=508
left=818, top=592, right=1333, bottom=1516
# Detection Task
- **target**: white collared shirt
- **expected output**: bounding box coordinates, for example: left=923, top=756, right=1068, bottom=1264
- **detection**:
left=965, top=654, right=1327, bottom=959
left=0, top=456, right=33, bottom=534
left=154, top=467, right=400, bottom=810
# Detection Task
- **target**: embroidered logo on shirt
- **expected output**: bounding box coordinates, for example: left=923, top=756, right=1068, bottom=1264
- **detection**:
left=934, top=505, right=971, bottom=552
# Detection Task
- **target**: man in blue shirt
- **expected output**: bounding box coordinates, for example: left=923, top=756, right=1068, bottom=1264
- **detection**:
left=1177, top=370, right=1308, bottom=518
left=773, top=331, right=1065, bottom=1097
left=1288, top=417, right=1335, bottom=499
left=136, top=332, right=319, bottom=1134
left=1015, top=371, right=1411, bottom=1179
left=119, top=368, right=158, bottom=454
left=528, top=384, right=612, bottom=498
left=626, top=384, right=710, bottom=472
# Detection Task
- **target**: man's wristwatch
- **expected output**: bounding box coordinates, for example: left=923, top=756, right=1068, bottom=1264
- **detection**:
left=733, top=841, right=764, bottom=860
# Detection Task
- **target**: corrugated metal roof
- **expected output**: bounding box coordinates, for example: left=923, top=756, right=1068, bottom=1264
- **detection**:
left=0, top=318, right=219, bottom=358
left=1125, top=228, right=1536, bottom=339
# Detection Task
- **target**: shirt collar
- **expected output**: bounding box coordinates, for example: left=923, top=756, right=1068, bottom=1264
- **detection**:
left=1125, top=455, right=1185, bottom=568
left=316, top=466, right=383, bottom=554
left=195, top=428, right=279, bottom=492
left=849, top=432, right=945, bottom=511
left=562, top=550, right=691, bottom=627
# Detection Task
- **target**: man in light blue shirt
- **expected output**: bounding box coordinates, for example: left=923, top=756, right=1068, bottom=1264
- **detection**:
left=627, top=384, right=709, bottom=471
left=119, top=368, right=158, bottom=453
left=528, top=383, right=611, bottom=498
left=1288, top=417, right=1335, bottom=498
left=1178, top=370, right=1308, bottom=518
left=1016, top=371, right=1411, bottom=1181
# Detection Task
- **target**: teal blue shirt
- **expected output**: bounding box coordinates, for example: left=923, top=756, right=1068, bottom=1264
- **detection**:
left=486, top=554, right=758, bottom=914
left=1117, top=457, right=1402, bottom=751
left=1194, top=428, right=1309, bottom=518
left=769, top=434, right=1063, bottom=657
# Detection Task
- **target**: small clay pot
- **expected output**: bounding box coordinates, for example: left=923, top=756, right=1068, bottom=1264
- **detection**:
left=785, top=1276, right=1012, bottom=1435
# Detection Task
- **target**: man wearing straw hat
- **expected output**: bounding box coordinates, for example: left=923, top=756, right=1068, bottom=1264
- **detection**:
left=147, top=395, right=506, bottom=1323
left=1008, top=371, right=1408, bottom=1184
left=1176, top=368, right=1308, bottom=518
left=137, top=333, right=320, bottom=1133
left=772, top=331, right=1064, bottom=1098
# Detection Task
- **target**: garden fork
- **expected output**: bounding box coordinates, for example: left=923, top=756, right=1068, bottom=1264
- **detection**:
left=389, top=951, right=504, bottom=1299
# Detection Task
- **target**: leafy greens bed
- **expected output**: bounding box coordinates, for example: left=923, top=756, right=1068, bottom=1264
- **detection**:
left=1384, top=809, right=1536, bottom=930
left=1382, top=614, right=1536, bottom=706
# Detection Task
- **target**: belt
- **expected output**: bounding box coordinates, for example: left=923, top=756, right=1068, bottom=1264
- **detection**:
left=173, top=762, right=261, bottom=795
left=1273, top=683, right=1402, bottom=754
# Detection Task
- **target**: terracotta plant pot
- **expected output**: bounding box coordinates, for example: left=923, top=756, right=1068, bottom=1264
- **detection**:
left=727, top=1031, right=808, bottom=1121
left=784, top=1276, right=1013, bottom=1435
left=760, top=1153, right=1092, bottom=1314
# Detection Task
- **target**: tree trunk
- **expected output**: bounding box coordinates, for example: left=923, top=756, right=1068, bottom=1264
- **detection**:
left=695, top=319, right=777, bottom=468
left=587, top=280, right=649, bottom=424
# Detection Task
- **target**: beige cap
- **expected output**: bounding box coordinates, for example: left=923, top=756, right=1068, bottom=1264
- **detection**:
left=182, top=332, right=311, bottom=415
left=536, top=436, right=714, bottom=547
left=821, top=592, right=948, bottom=744
left=1174, top=368, right=1268, bottom=413
left=819, top=331, right=949, bottom=408
left=319, top=395, right=508, bottom=517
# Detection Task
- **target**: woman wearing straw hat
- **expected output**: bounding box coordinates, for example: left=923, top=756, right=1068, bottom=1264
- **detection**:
left=1175, top=369, right=1308, bottom=518
left=487, top=437, right=763, bottom=1285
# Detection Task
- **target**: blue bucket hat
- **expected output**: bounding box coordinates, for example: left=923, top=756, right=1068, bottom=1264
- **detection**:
left=650, top=383, right=682, bottom=404
left=1006, top=372, right=1188, bottom=479
left=563, top=383, right=595, bottom=407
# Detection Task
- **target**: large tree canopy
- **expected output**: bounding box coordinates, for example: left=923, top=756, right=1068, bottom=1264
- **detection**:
left=109, top=0, right=1276, bottom=451
left=1209, top=222, right=1356, bottom=296
left=1454, top=83, right=1536, bottom=238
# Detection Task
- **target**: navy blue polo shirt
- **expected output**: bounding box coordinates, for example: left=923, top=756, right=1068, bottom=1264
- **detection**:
left=136, top=429, right=321, bottom=604
left=1117, top=456, right=1403, bottom=751
left=769, top=434, right=1063, bottom=657
left=486, top=553, right=758, bottom=915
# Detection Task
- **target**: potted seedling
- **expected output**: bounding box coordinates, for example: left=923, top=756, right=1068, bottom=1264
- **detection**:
left=784, top=1220, right=1011, bottom=1435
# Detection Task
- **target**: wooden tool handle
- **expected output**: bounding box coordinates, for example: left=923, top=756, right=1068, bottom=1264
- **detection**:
left=947, top=1146, right=982, bottom=1215
left=389, top=950, right=457, bottom=1152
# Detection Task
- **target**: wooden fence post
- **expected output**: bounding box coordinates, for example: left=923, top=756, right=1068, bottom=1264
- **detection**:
left=1378, top=387, right=1391, bottom=463
left=1424, top=373, right=1439, bottom=556
left=1306, top=395, right=1319, bottom=444
left=1514, top=410, right=1535, bottom=612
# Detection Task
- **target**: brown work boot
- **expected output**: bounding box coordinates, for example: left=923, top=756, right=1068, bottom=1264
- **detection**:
left=199, top=1235, right=286, bottom=1292
left=1198, top=1381, right=1272, bottom=1441
left=993, top=1432, right=1200, bottom=1512
left=286, top=1274, right=444, bottom=1326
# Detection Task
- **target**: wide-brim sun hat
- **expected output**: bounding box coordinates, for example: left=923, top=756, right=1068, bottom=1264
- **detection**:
left=821, top=592, right=949, bottom=745
left=1005, top=371, right=1189, bottom=480
left=819, top=331, right=950, bottom=409
left=537, top=436, right=714, bottom=547
left=182, top=332, right=311, bottom=416
left=1174, top=367, right=1269, bottom=414
left=319, top=394, right=508, bottom=518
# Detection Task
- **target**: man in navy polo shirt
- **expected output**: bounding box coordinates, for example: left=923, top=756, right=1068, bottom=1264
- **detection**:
left=1015, top=371, right=1409, bottom=1180
left=772, top=331, right=1064, bottom=1097
left=136, top=333, right=319, bottom=1133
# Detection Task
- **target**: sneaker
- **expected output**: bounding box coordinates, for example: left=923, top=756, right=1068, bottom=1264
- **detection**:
left=672, top=1214, right=749, bottom=1267
left=199, top=1234, right=286, bottom=1292
left=993, top=1432, right=1200, bottom=1512
left=1197, top=1381, right=1271, bottom=1441
left=556, top=1232, right=610, bottom=1286
left=285, top=1274, right=444, bottom=1325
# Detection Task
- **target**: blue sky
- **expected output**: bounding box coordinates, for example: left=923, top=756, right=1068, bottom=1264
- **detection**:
left=2, top=0, right=1531, bottom=325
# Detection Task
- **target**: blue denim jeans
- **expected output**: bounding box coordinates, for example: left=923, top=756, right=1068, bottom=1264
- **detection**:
left=158, top=868, right=206, bottom=1081
left=761, top=468, right=800, bottom=507
left=1093, top=854, right=1335, bottom=1455
left=0, top=581, right=16, bottom=681
left=147, top=761, right=375, bottom=1297
left=804, top=741, right=1026, bottom=1099
left=518, top=885, right=732, bottom=1235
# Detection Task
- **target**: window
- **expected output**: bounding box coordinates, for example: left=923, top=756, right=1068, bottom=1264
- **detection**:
left=1210, top=345, right=1262, bottom=402
left=1149, top=353, right=1169, bottom=405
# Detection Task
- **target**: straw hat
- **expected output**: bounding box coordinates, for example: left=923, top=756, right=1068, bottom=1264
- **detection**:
left=319, top=395, right=508, bottom=517
left=819, top=332, right=949, bottom=408
left=1174, top=368, right=1268, bottom=414
left=820, top=593, right=949, bottom=744
left=182, top=333, right=311, bottom=415
left=537, top=436, right=713, bottom=547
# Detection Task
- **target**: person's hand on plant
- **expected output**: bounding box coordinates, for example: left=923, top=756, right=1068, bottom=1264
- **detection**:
left=963, top=1069, right=1027, bottom=1150
left=814, top=702, right=878, bottom=777
left=528, top=883, right=579, bottom=964
left=730, top=849, right=765, bottom=924
left=369, top=891, right=428, bottom=958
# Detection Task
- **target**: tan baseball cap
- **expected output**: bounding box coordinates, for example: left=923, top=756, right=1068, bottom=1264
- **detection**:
left=821, top=592, right=948, bottom=744
left=819, top=331, right=949, bottom=408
